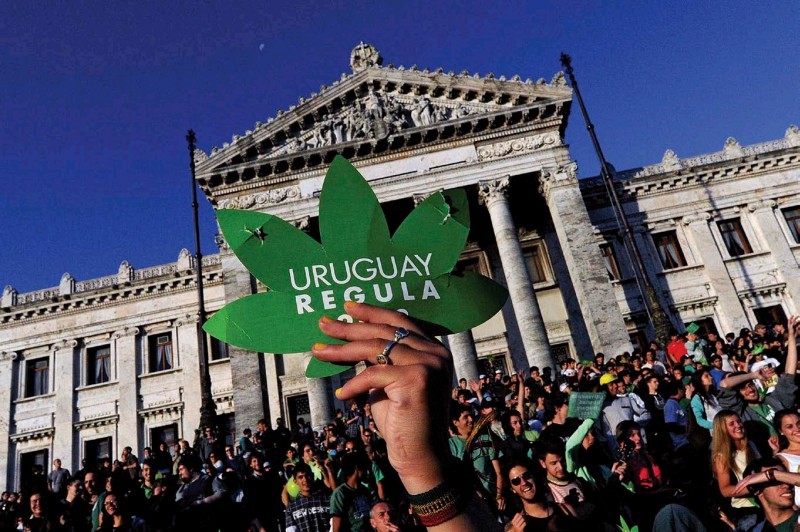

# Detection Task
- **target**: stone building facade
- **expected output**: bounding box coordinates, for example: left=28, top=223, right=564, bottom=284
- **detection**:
left=1, top=44, right=798, bottom=490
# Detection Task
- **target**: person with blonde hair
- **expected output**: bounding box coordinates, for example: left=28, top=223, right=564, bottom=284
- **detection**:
left=710, top=409, right=761, bottom=530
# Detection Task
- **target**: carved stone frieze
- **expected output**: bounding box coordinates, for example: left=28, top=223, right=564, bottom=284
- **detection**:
left=748, top=199, right=778, bottom=212
left=477, top=176, right=510, bottom=206
left=661, top=149, right=681, bottom=171
left=476, top=133, right=559, bottom=161
left=787, top=125, right=800, bottom=147
left=217, top=186, right=300, bottom=210
left=0, top=351, right=18, bottom=362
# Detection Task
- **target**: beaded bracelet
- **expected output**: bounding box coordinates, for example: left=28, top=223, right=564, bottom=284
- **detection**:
left=408, top=478, right=469, bottom=527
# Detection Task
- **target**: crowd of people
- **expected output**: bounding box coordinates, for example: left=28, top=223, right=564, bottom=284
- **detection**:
left=3, top=302, right=800, bottom=532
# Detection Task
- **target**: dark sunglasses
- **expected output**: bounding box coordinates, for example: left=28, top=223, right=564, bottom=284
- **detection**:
left=510, top=471, right=534, bottom=486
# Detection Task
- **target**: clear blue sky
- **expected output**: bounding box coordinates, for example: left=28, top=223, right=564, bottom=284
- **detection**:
left=2, top=2, right=798, bottom=293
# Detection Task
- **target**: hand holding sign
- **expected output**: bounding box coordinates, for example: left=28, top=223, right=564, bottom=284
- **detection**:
left=204, top=156, right=508, bottom=377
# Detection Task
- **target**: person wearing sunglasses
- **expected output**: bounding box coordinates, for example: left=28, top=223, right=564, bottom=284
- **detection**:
left=504, top=461, right=576, bottom=531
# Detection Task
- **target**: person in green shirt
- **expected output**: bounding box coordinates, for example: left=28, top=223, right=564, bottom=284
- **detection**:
left=330, top=453, right=372, bottom=532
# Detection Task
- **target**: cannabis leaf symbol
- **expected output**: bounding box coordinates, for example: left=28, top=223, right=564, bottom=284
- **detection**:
left=204, top=156, right=508, bottom=377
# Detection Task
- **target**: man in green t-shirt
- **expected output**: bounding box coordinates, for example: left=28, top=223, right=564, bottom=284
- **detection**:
left=448, top=402, right=506, bottom=510
left=330, top=454, right=372, bottom=532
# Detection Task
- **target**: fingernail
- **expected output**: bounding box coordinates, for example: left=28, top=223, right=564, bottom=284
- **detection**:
left=344, top=301, right=360, bottom=310
left=312, top=342, right=328, bottom=352
left=335, top=387, right=343, bottom=398
left=320, top=315, right=335, bottom=324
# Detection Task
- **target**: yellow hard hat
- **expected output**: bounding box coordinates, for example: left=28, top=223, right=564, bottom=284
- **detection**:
left=600, top=373, right=618, bottom=386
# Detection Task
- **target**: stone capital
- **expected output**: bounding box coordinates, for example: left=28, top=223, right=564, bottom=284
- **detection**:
left=113, top=326, right=141, bottom=339
left=412, top=189, right=443, bottom=206
left=538, top=162, right=578, bottom=201
left=0, top=351, right=19, bottom=362
left=748, top=199, right=777, bottom=213
left=52, top=339, right=79, bottom=352
left=175, top=314, right=200, bottom=328
left=681, top=212, right=713, bottom=226
left=290, top=216, right=311, bottom=232
left=477, top=176, right=510, bottom=206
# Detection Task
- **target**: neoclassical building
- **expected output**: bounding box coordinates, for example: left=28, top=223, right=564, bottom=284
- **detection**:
left=1, top=44, right=798, bottom=491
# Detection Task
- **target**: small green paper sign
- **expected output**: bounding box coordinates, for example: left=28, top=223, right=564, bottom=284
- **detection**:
left=203, top=156, right=508, bottom=378
left=567, top=392, right=606, bottom=420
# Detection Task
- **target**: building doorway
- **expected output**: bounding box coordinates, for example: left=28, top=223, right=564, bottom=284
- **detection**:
left=150, top=424, right=178, bottom=452
left=19, top=449, right=48, bottom=494
left=287, top=394, right=310, bottom=429
left=753, top=305, right=788, bottom=328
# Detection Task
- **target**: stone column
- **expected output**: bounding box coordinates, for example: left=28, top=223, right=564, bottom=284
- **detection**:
left=262, top=354, right=284, bottom=426
left=478, top=177, right=554, bottom=370
left=52, top=340, right=77, bottom=470
left=539, top=163, right=632, bottom=357
left=0, top=351, right=17, bottom=489
left=682, top=212, right=750, bottom=331
left=748, top=200, right=800, bottom=311
left=304, top=353, right=333, bottom=432
left=114, top=327, right=140, bottom=453
left=445, top=330, right=480, bottom=382
left=175, top=317, right=202, bottom=435
left=222, top=252, right=268, bottom=436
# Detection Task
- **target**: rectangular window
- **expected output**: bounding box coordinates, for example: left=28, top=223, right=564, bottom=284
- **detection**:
left=87, top=345, right=111, bottom=385
left=523, top=244, right=548, bottom=284
left=148, top=333, right=173, bottom=372
left=783, top=207, right=800, bottom=244
left=151, top=424, right=178, bottom=450
left=550, top=343, right=572, bottom=366
left=600, top=243, right=621, bottom=281
left=717, top=219, right=752, bottom=257
left=218, top=413, right=236, bottom=447
left=210, top=337, right=229, bottom=361
left=85, top=437, right=112, bottom=468
left=652, top=231, right=687, bottom=270
left=25, top=358, right=49, bottom=397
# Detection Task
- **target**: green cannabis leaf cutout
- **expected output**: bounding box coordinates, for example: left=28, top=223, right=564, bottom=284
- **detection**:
left=204, top=156, right=508, bottom=378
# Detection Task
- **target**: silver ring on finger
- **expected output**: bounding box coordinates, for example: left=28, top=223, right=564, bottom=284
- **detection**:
left=375, top=327, right=410, bottom=365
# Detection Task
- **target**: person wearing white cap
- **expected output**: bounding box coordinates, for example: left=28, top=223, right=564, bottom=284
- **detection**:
left=718, top=315, right=799, bottom=457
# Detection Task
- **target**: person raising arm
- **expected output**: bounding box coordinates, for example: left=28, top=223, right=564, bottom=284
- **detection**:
left=312, top=302, right=490, bottom=531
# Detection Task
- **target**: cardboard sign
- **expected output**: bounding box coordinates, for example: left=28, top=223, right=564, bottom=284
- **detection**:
left=567, top=392, right=606, bottom=420
left=203, top=156, right=508, bottom=378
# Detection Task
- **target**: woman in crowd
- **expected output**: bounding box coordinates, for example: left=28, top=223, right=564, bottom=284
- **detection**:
left=99, top=493, right=147, bottom=532
left=773, top=409, right=800, bottom=506
left=690, top=368, right=721, bottom=433
left=710, top=409, right=761, bottom=530
left=615, top=420, right=663, bottom=493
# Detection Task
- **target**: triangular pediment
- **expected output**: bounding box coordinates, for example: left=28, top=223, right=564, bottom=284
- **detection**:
left=195, top=44, right=572, bottom=193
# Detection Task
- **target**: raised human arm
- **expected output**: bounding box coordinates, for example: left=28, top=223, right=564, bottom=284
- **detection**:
left=313, top=302, right=487, bottom=531
left=786, top=315, right=798, bottom=376
left=565, top=419, right=594, bottom=474
left=720, top=371, right=759, bottom=389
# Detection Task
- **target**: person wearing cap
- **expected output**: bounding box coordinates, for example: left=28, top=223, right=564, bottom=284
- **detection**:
left=600, top=373, right=651, bottom=452
left=719, top=315, right=799, bottom=458
left=684, top=322, right=708, bottom=365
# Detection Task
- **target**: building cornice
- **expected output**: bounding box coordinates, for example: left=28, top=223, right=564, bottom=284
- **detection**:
left=1, top=254, right=223, bottom=325
left=581, top=128, right=800, bottom=208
